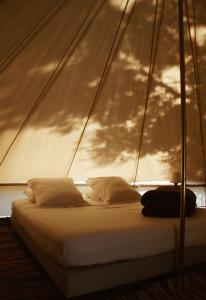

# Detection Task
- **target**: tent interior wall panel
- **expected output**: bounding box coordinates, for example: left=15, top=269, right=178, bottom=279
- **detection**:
left=0, top=0, right=205, bottom=185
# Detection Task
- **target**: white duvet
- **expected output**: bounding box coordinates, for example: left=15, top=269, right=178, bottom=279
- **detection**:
left=12, top=200, right=206, bottom=268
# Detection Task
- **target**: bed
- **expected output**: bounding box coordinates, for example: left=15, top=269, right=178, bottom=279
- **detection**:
left=11, top=199, right=206, bottom=298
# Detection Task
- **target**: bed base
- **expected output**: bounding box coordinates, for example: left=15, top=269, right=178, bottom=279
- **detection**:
left=11, top=216, right=206, bottom=298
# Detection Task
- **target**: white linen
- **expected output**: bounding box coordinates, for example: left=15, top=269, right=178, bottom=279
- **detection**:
left=24, top=187, right=35, bottom=203
left=27, top=178, right=85, bottom=207
left=87, top=176, right=141, bottom=203
left=12, top=200, right=206, bottom=268
left=84, top=187, right=106, bottom=206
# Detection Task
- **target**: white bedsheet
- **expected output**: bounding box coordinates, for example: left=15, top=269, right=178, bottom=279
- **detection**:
left=12, top=200, right=206, bottom=267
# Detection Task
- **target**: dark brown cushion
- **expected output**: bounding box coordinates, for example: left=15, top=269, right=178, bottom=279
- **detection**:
left=141, top=188, right=196, bottom=218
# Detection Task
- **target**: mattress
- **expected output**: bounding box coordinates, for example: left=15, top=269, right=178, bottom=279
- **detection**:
left=12, top=200, right=206, bottom=268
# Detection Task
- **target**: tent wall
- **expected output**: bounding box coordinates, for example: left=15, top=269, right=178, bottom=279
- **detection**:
left=0, top=0, right=205, bottom=184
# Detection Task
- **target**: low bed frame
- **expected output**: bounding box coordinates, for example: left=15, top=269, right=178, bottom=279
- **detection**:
left=11, top=215, right=206, bottom=298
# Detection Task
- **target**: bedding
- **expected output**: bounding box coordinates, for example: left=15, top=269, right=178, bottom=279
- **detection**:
left=84, top=187, right=106, bottom=206
left=24, top=187, right=35, bottom=203
left=156, top=185, right=196, bottom=200
left=87, top=176, right=141, bottom=203
left=27, top=178, right=85, bottom=207
left=141, top=189, right=196, bottom=217
left=12, top=200, right=206, bottom=268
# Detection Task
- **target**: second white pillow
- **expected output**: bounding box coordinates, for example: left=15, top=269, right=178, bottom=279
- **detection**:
left=87, top=176, right=141, bottom=204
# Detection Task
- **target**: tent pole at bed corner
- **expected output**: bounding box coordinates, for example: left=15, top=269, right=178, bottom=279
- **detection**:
left=178, top=0, right=187, bottom=286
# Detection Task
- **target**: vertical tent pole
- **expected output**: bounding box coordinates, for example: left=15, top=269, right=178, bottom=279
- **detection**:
left=178, top=0, right=187, bottom=281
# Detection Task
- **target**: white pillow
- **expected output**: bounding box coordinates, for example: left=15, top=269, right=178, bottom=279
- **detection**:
left=87, top=176, right=141, bottom=204
left=84, top=188, right=106, bottom=206
left=24, top=187, right=35, bottom=203
left=27, top=178, right=86, bottom=207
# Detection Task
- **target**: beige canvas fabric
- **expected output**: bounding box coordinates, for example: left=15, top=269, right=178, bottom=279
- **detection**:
left=0, top=0, right=205, bottom=184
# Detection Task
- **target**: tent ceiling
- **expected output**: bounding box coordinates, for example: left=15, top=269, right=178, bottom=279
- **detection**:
left=0, top=0, right=205, bottom=184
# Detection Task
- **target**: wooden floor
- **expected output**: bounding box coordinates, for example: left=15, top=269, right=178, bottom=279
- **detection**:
left=1, top=218, right=206, bottom=300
